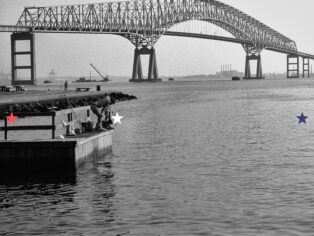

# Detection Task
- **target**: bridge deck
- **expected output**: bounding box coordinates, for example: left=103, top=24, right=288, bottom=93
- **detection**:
left=0, top=25, right=313, bottom=60
left=165, top=31, right=314, bottom=60
left=0, top=25, right=31, bottom=32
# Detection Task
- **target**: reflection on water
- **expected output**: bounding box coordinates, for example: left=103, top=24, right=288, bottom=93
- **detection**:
left=0, top=152, right=116, bottom=235
left=2, top=79, right=314, bottom=235
left=0, top=172, right=76, bottom=185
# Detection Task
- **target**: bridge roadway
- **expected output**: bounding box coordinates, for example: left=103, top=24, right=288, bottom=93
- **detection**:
left=164, top=31, right=314, bottom=61
left=2, top=25, right=313, bottom=59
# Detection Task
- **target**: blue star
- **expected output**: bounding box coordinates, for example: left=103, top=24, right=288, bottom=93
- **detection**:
left=297, top=113, right=308, bottom=124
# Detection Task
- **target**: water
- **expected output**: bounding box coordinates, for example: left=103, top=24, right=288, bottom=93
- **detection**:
left=1, top=79, right=314, bottom=235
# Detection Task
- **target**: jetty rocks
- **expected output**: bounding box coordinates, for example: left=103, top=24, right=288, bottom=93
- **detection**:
left=0, top=91, right=137, bottom=114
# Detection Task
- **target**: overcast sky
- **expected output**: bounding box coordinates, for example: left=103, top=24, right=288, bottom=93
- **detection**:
left=0, top=0, right=313, bottom=78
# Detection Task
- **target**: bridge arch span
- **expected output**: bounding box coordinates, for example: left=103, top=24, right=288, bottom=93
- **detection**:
left=17, top=0, right=297, bottom=53
left=13, top=0, right=306, bottom=82
left=149, top=18, right=251, bottom=46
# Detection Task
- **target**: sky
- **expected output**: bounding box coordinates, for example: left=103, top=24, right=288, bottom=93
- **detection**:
left=0, top=0, right=314, bottom=78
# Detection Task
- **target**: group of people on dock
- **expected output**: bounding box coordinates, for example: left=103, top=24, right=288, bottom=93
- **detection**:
left=63, top=81, right=115, bottom=131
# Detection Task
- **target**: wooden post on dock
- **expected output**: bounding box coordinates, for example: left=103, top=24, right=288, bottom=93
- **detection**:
left=4, top=116, right=7, bottom=140
left=52, top=113, right=55, bottom=139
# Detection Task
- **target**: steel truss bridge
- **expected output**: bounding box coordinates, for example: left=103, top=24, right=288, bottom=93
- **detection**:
left=0, top=0, right=313, bottom=85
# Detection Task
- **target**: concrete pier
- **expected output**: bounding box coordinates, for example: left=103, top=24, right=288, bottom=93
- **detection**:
left=0, top=130, right=112, bottom=173
left=243, top=54, right=265, bottom=79
left=287, top=54, right=300, bottom=78
left=129, top=47, right=161, bottom=82
left=11, top=32, right=36, bottom=85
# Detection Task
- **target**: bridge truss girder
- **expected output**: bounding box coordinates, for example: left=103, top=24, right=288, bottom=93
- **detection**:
left=17, top=0, right=298, bottom=53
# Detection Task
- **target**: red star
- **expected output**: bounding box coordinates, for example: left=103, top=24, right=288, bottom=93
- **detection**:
left=6, top=112, right=17, bottom=124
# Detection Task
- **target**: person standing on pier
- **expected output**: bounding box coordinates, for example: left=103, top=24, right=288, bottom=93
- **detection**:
left=102, top=95, right=114, bottom=130
left=90, top=94, right=111, bottom=130
left=64, top=81, right=68, bottom=91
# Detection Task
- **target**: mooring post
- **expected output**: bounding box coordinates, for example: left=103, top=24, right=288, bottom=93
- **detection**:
left=52, top=113, right=55, bottom=139
left=4, top=116, right=8, bottom=140
left=11, top=32, right=36, bottom=85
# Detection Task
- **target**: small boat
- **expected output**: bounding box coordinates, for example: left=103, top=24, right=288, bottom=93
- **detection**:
left=232, top=76, right=241, bottom=81
left=168, top=77, right=174, bottom=81
left=44, top=80, right=52, bottom=83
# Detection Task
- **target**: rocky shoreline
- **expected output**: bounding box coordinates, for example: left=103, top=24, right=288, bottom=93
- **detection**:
left=0, top=91, right=136, bottom=114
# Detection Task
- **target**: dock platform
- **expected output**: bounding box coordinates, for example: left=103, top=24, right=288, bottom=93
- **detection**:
left=0, top=130, right=112, bottom=174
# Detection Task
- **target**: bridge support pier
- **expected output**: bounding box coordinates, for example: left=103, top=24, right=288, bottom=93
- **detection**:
left=129, top=47, right=161, bottom=82
left=243, top=54, right=264, bottom=79
left=302, top=57, right=310, bottom=78
left=11, top=32, right=36, bottom=85
left=287, top=54, right=299, bottom=78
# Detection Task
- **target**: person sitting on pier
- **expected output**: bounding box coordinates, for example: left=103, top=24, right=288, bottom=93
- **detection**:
left=90, top=94, right=111, bottom=131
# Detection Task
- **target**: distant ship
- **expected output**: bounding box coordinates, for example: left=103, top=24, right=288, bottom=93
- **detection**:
left=76, top=63, right=109, bottom=83
left=47, top=69, right=57, bottom=83
left=168, top=77, right=174, bottom=81
left=75, top=77, right=109, bottom=83
left=232, top=76, right=241, bottom=81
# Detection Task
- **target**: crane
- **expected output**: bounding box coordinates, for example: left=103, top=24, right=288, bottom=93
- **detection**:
left=90, top=63, right=109, bottom=82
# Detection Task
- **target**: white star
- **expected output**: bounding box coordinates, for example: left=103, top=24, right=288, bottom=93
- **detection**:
left=112, top=112, right=123, bottom=124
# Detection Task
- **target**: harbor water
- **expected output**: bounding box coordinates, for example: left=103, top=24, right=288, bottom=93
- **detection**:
left=1, top=78, right=314, bottom=235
